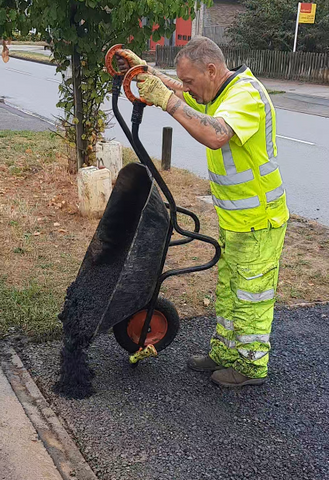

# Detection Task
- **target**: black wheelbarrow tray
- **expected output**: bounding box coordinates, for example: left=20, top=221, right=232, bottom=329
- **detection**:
left=59, top=46, right=221, bottom=366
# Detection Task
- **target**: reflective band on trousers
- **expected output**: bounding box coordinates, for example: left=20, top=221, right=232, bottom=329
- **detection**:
left=237, top=289, right=275, bottom=302
left=238, top=349, right=269, bottom=360
left=212, top=194, right=260, bottom=211
left=214, top=333, right=270, bottom=350
left=217, top=316, right=234, bottom=331
left=236, top=334, right=270, bottom=344
left=266, top=184, right=285, bottom=202
left=216, top=320, right=271, bottom=344
left=213, top=333, right=236, bottom=348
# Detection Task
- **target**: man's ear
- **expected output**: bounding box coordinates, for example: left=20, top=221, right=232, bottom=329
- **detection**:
left=208, top=63, right=217, bottom=79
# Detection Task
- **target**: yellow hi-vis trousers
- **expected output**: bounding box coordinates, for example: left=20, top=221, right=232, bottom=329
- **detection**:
left=209, top=223, right=287, bottom=379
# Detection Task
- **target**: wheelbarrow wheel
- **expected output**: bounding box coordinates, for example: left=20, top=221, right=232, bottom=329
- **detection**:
left=113, top=297, right=180, bottom=353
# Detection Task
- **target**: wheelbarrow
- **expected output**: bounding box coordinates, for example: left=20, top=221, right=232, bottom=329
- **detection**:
left=58, top=45, right=221, bottom=370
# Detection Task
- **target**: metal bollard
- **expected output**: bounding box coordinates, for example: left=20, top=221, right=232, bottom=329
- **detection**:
left=161, top=126, right=173, bottom=171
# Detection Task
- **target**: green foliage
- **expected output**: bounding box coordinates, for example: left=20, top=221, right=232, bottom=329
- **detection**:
left=26, top=0, right=212, bottom=166
left=229, top=0, right=329, bottom=52
left=0, top=0, right=31, bottom=39
left=10, top=30, right=42, bottom=42
left=1, top=0, right=212, bottom=165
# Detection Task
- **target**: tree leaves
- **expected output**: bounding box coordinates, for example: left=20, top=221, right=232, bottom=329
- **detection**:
left=2, top=0, right=208, bottom=165
left=229, top=0, right=329, bottom=52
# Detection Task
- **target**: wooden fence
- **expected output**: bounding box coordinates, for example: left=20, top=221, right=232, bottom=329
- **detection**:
left=202, top=25, right=230, bottom=46
left=155, top=45, right=329, bottom=84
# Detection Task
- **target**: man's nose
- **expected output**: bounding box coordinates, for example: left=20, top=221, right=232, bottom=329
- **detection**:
left=183, top=84, right=190, bottom=93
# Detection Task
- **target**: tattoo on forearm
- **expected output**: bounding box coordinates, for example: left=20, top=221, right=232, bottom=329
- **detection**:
left=182, top=106, right=233, bottom=137
left=168, top=99, right=183, bottom=116
left=167, top=97, right=233, bottom=141
left=152, top=69, right=183, bottom=91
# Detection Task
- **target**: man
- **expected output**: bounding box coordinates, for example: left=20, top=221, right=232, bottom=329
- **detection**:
left=116, top=36, right=289, bottom=387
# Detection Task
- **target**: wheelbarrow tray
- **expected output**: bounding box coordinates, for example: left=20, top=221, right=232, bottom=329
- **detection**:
left=60, top=163, right=170, bottom=341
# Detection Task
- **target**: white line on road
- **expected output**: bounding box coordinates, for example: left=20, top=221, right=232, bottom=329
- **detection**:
left=277, top=134, right=315, bottom=146
left=46, top=78, right=61, bottom=84
left=5, top=67, right=31, bottom=76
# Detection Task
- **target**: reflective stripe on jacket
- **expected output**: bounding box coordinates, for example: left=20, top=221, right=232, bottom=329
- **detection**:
left=183, top=65, right=289, bottom=232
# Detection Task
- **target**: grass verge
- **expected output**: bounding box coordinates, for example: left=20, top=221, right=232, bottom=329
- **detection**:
left=268, top=90, right=286, bottom=95
left=0, top=277, right=62, bottom=341
left=9, top=51, right=55, bottom=65
left=10, top=41, right=48, bottom=46
left=0, top=131, right=328, bottom=340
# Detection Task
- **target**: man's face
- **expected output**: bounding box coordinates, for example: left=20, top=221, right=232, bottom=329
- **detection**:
left=176, top=56, right=213, bottom=104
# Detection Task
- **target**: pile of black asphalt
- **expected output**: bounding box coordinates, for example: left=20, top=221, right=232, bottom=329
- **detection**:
left=19, top=304, right=329, bottom=480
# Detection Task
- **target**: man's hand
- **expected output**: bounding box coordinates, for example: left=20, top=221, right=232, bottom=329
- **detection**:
left=115, top=49, right=146, bottom=74
left=137, top=74, right=173, bottom=111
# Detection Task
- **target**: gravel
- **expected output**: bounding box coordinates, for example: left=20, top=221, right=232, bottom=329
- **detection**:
left=19, top=305, right=329, bottom=480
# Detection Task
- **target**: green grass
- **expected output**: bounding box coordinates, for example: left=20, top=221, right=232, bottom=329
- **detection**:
left=268, top=90, right=286, bottom=95
left=9, top=50, right=55, bottom=65
left=10, top=41, right=48, bottom=46
left=0, top=130, right=63, bottom=168
left=0, top=277, right=63, bottom=341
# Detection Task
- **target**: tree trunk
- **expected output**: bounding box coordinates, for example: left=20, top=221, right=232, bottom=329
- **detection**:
left=72, top=48, right=85, bottom=169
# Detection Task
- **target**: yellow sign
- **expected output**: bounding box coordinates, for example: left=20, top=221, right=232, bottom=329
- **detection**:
left=299, top=3, right=317, bottom=24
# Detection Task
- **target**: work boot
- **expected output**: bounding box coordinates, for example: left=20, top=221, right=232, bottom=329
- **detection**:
left=211, top=367, right=266, bottom=387
left=187, top=355, right=225, bottom=372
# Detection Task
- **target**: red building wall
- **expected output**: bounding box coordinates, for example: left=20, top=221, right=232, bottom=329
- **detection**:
left=175, top=18, right=192, bottom=46
left=149, top=18, right=192, bottom=50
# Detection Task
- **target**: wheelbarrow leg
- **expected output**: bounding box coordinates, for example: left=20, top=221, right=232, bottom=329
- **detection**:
left=128, top=299, right=158, bottom=367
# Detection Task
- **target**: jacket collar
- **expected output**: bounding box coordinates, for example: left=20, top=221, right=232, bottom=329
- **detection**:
left=211, top=65, right=248, bottom=104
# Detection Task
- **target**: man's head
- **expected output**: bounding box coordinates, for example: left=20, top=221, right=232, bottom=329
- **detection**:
left=175, top=36, right=228, bottom=104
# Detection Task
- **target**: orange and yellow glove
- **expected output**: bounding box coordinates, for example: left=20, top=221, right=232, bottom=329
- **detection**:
left=115, top=49, right=146, bottom=74
left=137, top=74, right=173, bottom=111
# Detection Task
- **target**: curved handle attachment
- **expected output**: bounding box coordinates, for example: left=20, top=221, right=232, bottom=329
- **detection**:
left=105, top=44, right=125, bottom=77
left=123, top=65, right=152, bottom=105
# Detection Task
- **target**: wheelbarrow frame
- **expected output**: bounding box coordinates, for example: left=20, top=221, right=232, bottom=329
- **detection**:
left=110, top=64, right=221, bottom=350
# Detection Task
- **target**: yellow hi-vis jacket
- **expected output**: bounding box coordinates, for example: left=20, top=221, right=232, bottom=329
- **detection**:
left=183, top=65, right=289, bottom=232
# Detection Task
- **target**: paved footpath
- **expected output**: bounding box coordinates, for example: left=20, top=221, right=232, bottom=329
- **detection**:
left=0, top=101, right=53, bottom=131
left=0, top=365, right=62, bottom=480
left=0, top=346, right=98, bottom=480
left=0, top=102, right=61, bottom=479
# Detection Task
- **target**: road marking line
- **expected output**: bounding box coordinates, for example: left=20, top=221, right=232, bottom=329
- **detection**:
left=46, top=78, right=61, bottom=84
left=5, top=67, right=31, bottom=76
left=277, top=135, right=315, bottom=146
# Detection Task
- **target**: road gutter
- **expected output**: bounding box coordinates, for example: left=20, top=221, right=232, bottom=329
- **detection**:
left=1, top=345, right=98, bottom=480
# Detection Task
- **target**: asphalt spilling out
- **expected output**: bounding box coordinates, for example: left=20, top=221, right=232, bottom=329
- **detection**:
left=56, top=162, right=151, bottom=398
left=56, top=163, right=171, bottom=399
left=19, top=305, right=329, bottom=480
left=56, top=257, right=126, bottom=398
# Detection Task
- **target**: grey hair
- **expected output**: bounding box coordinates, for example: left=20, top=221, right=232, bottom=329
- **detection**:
left=175, top=36, right=226, bottom=68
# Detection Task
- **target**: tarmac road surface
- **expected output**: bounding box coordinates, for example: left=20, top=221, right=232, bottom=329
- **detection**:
left=19, top=304, right=329, bottom=480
